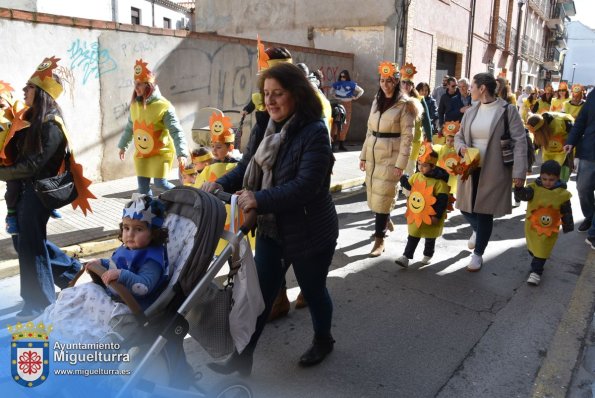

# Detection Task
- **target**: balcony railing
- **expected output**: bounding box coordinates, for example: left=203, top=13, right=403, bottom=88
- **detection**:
left=520, top=35, right=545, bottom=62
left=497, top=17, right=507, bottom=49
left=545, top=47, right=561, bottom=63
left=529, top=0, right=552, bottom=20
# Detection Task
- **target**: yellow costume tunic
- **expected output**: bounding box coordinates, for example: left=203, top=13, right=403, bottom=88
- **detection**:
left=437, top=144, right=459, bottom=194
left=194, top=162, right=256, bottom=251
left=563, top=100, right=585, bottom=120
left=542, top=112, right=574, bottom=165
left=525, top=182, right=571, bottom=259
left=407, top=97, right=426, bottom=173
left=535, top=99, right=552, bottom=114
left=550, top=98, right=567, bottom=113
left=126, top=98, right=176, bottom=178
left=405, top=173, right=449, bottom=238
left=521, top=98, right=537, bottom=124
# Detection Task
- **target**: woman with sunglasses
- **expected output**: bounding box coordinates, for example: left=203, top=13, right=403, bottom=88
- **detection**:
left=329, top=69, right=364, bottom=151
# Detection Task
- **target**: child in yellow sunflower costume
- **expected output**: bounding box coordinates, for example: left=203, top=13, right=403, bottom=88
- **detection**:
left=395, top=143, right=451, bottom=268
left=526, top=111, right=574, bottom=165
left=194, top=113, right=254, bottom=252
left=437, top=121, right=461, bottom=194
left=514, top=160, right=573, bottom=286
left=400, top=63, right=429, bottom=176
left=118, top=59, right=188, bottom=196
left=563, top=84, right=585, bottom=119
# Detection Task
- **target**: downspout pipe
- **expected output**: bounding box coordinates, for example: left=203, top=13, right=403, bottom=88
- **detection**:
left=466, top=0, right=477, bottom=77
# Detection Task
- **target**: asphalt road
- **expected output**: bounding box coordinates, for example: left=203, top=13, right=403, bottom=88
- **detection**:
left=0, top=183, right=592, bottom=397
left=183, top=186, right=590, bottom=398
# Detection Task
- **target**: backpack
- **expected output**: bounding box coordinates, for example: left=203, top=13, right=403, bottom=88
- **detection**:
left=331, top=103, right=347, bottom=127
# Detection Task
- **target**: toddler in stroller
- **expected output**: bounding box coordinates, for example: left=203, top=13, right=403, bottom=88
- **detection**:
left=36, top=195, right=169, bottom=343
left=28, top=187, right=257, bottom=397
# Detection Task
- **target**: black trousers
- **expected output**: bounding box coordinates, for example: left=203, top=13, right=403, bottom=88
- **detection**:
left=403, top=236, right=436, bottom=258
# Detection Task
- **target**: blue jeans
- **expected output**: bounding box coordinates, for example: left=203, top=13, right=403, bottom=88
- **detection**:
left=12, top=183, right=56, bottom=311
left=461, top=168, right=494, bottom=256
left=137, top=176, right=175, bottom=196
left=241, top=234, right=335, bottom=356
left=577, top=159, right=595, bottom=237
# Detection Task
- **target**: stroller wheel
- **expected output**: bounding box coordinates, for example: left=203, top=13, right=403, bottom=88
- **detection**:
left=209, top=379, right=252, bottom=398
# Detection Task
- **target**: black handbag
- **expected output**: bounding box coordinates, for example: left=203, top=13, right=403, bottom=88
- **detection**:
left=34, top=150, right=78, bottom=210
left=500, top=104, right=514, bottom=166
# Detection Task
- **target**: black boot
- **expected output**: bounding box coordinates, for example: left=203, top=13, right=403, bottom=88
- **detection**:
left=338, top=141, right=348, bottom=151
left=207, top=350, right=253, bottom=377
left=299, top=334, right=335, bottom=367
left=331, top=141, right=339, bottom=153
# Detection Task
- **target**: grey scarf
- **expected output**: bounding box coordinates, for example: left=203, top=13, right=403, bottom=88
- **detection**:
left=243, top=115, right=295, bottom=239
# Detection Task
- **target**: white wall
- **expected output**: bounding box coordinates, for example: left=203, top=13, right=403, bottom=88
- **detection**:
left=0, top=15, right=352, bottom=182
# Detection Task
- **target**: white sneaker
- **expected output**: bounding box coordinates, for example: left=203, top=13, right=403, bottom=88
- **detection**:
left=467, top=232, right=476, bottom=250
left=395, top=255, right=409, bottom=268
left=527, top=272, right=541, bottom=286
left=421, top=256, right=432, bottom=265
left=513, top=200, right=521, bottom=208
left=466, top=253, right=482, bottom=272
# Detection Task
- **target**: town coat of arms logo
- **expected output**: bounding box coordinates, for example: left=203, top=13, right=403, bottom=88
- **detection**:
left=9, top=322, right=52, bottom=388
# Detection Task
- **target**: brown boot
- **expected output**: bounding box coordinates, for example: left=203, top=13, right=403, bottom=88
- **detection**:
left=387, top=219, right=394, bottom=232
left=267, top=288, right=290, bottom=322
left=295, top=291, right=308, bottom=309
left=369, top=237, right=385, bottom=257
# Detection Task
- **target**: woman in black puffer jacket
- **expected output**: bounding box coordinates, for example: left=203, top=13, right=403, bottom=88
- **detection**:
left=202, top=62, right=338, bottom=375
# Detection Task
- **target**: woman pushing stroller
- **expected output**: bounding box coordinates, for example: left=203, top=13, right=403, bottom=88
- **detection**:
left=202, top=62, right=339, bottom=375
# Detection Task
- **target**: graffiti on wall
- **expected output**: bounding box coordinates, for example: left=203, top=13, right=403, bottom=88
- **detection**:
left=67, top=39, right=118, bottom=85
left=55, top=65, right=76, bottom=102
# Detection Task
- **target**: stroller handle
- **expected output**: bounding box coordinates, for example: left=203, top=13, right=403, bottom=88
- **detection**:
left=213, top=189, right=257, bottom=235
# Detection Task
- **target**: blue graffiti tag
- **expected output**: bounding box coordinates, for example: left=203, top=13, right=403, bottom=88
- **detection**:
left=67, top=39, right=118, bottom=85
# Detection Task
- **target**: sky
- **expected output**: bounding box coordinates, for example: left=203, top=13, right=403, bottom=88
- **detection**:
left=570, top=0, right=595, bottom=29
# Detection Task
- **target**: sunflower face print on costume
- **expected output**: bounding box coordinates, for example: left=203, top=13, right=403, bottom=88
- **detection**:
left=406, top=179, right=437, bottom=228
left=547, top=135, right=564, bottom=153
left=529, top=205, right=561, bottom=237
left=133, top=120, right=164, bottom=157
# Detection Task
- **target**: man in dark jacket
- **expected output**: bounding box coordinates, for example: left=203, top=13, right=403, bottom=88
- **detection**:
left=438, top=77, right=465, bottom=129
left=565, top=89, right=595, bottom=248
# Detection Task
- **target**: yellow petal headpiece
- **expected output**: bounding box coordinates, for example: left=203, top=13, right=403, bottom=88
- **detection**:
left=572, top=84, right=583, bottom=94
left=209, top=112, right=235, bottom=144
left=418, top=141, right=437, bottom=165
left=134, top=59, right=156, bottom=84
left=527, top=114, right=545, bottom=133
left=378, top=61, right=398, bottom=79
left=0, top=80, right=14, bottom=105
left=28, top=56, right=63, bottom=100
left=399, top=63, right=417, bottom=82
left=442, top=121, right=460, bottom=137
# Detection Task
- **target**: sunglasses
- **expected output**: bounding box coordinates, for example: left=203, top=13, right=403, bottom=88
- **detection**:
left=340, top=75, right=347, bottom=78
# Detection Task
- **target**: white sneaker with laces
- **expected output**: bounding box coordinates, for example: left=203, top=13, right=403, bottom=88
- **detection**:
left=527, top=272, right=541, bottom=286
left=466, top=253, right=482, bottom=272
left=468, top=232, right=476, bottom=250
left=395, top=255, right=409, bottom=268
left=421, top=256, right=432, bottom=265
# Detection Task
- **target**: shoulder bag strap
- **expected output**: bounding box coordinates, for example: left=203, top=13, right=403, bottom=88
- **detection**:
left=501, top=104, right=511, bottom=140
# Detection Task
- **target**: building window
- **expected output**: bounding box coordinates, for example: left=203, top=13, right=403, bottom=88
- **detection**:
left=131, top=7, right=141, bottom=25
left=163, top=18, right=171, bottom=29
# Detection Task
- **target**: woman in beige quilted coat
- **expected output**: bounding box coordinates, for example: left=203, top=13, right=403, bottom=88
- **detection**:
left=359, top=61, right=422, bottom=257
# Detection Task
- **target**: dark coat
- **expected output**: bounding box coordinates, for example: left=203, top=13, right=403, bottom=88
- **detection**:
left=567, top=89, right=595, bottom=161
left=0, top=119, right=66, bottom=182
left=218, top=118, right=338, bottom=261
left=438, top=89, right=465, bottom=126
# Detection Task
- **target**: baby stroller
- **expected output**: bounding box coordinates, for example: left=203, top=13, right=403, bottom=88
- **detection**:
left=73, top=187, right=256, bottom=397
